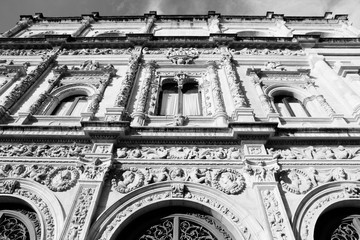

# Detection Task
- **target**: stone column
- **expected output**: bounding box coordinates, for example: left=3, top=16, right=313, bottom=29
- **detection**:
left=207, top=61, right=227, bottom=126
left=0, top=50, right=59, bottom=122
left=142, top=16, right=155, bottom=33
left=72, top=18, right=93, bottom=37
left=309, top=54, right=360, bottom=114
left=132, top=61, right=156, bottom=126
left=1, top=18, right=32, bottom=38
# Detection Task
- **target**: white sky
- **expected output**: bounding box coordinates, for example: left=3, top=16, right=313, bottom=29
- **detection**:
left=0, top=0, right=359, bottom=33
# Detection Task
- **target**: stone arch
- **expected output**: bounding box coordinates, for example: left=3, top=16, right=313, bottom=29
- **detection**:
left=89, top=181, right=265, bottom=240
left=265, top=84, right=326, bottom=117
left=0, top=178, right=64, bottom=240
left=43, top=83, right=98, bottom=115
left=293, top=181, right=360, bottom=240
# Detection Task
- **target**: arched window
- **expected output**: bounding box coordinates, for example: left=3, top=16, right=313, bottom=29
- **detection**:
left=158, top=81, right=202, bottom=116
left=117, top=206, right=233, bottom=240
left=51, top=95, right=88, bottom=116
left=273, top=95, right=310, bottom=117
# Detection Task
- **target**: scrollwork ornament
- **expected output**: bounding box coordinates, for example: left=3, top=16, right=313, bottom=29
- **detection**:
left=45, top=166, right=79, bottom=192
left=111, top=168, right=145, bottom=193
left=212, top=169, right=245, bottom=194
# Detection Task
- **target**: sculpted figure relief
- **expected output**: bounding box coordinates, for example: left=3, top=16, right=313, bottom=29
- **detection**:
left=0, top=143, right=91, bottom=158
left=268, top=145, right=360, bottom=160
left=112, top=168, right=145, bottom=193
left=115, top=146, right=242, bottom=160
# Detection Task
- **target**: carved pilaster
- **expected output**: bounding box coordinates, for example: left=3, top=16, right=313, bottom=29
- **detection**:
left=147, top=73, right=160, bottom=115
left=249, top=72, right=276, bottom=115
left=256, top=185, right=296, bottom=240
left=315, top=95, right=336, bottom=115
left=0, top=50, right=59, bottom=121
left=62, top=160, right=110, bottom=240
left=208, top=15, right=221, bottom=33
left=114, top=53, right=141, bottom=108
left=142, top=16, right=156, bottom=33
left=132, top=61, right=156, bottom=126
left=1, top=18, right=32, bottom=38
left=221, top=53, right=247, bottom=108
left=29, top=66, right=66, bottom=115
left=207, top=61, right=227, bottom=125
left=72, top=18, right=93, bottom=37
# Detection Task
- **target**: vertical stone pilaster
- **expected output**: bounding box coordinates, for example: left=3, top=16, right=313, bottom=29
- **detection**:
left=72, top=18, right=93, bottom=37
left=142, top=16, right=155, bottom=33
left=207, top=61, right=227, bottom=126
left=61, top=147, right=111, bottom=240
left=255, top=184, right=296, bottom=240
left=309, top=54, right=360, bottom=115
left=0, top=50, right=59, bottom=122
left=132, top=61, right=156, bottom=126
left=249, top=72, right=278, bottom=121
left=114, top=53, right=141, bottom=109
left=1, top=18, right=32, bottom=38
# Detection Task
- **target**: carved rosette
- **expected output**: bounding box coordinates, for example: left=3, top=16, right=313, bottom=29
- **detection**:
left=279, top=169, right=313, bottom=194
left=114, top=54, right=141, bottom=108
left=221, top=54, right=247, bottom=108
left=212, top=169, right=245, bottom=194
left=207, top=62, right=226, bottom=115
left=112, top=168, right=145, bottom=193
left=65, top=187, right=95, bottom=240
left=134, top=61, right=156, bottom=113
left=45, top=166, right=80, bottom=192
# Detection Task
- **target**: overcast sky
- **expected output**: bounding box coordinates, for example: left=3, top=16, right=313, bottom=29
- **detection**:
left=0, top=0, right=359, bottom=33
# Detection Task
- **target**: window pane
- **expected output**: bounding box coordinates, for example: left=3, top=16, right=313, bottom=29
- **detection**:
left=70, top=98, right=88, bottom=116
left=183, top=92, right=201, bottom=116
left=274, top=102, right=291, bottom=117
left=160, top=92, right=178, bottom=115
left=52, top=101, right=72, bottom=116
left=288, top=101, right=309, bottom=117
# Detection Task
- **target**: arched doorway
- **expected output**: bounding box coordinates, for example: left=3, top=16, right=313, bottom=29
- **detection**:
left=315, top=206, right=360, bottom=240
left=116, top=206, right=233, bottom=240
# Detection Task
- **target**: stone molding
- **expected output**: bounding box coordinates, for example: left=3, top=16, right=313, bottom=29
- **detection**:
left=88, top=181, right=265, bottom=240
left=0, top=178, right=64, bottom=240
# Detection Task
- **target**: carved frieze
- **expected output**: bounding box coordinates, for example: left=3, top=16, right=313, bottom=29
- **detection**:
left=230, top=48, right=305, bottom=56
left=268, top=145, right=360, bottom=160
left=0, top=49, right=53, bottom=56
left=111, top=167, right=245, bottom=195
left=0, top=143, right=91, bottom=157
left=116, top=146, right=242, bottom=160
left=60, top=48, right=133, bottom=55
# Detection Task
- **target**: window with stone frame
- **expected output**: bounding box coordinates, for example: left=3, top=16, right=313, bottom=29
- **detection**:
left=158, top=79, right=202, bottom=116
left=51, top=95, right=89, bottom=116
left=273, top=95, right=311, bottom=117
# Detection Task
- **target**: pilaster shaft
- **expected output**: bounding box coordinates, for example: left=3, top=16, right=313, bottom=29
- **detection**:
left=250, top=73, right=276, bottom=115
left=310, top=55, right=360, bottom=113
left=1, top=19, right=32, bottom=38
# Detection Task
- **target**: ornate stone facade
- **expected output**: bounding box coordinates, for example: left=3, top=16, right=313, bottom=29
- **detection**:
left=0, top=11, right=359, bottom=240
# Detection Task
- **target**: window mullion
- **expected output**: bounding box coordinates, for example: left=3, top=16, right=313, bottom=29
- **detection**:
left=283, top=97, right=295, bottom=117
left=173, top=216, right=179, bottom=240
